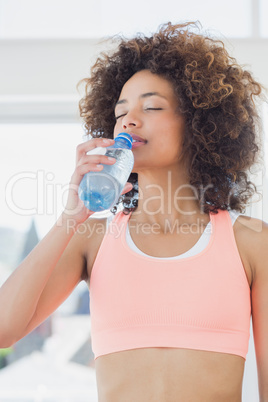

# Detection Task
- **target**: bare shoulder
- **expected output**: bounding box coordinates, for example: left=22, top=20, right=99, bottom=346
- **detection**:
left=234, top=214, right=268, bottom=279
left=240, top=216, right=268, bottom=395
left=235, top=214, right=267, bottom=233
left=235, top=214, right=268, bottom=243
left=75, top=216, right=108, bottom=279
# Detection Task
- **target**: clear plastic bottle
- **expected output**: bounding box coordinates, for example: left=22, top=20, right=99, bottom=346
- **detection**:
left=78, top=133, right=134, bottom=212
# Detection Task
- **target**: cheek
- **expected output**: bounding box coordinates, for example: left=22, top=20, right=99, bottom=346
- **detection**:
left=159, top=125, right=182, bottom=149
left=155, top=138, right=181, bottom=164
left=156, top=128, right=183, bottom=161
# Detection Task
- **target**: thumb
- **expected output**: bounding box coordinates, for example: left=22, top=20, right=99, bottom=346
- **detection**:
left=121, top=182, right=133, bottom=195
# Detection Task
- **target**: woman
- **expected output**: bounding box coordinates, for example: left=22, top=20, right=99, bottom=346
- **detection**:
left=0, top=22, right=267, bottom=401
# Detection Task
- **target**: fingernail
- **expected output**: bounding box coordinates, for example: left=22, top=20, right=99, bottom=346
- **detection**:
left=108, top=157, right=116, bottom=161
left=103, top=139, right=112, bottom=143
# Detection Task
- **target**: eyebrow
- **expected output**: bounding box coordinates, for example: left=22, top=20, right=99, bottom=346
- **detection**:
left=115, top=92, right=167, bottom=107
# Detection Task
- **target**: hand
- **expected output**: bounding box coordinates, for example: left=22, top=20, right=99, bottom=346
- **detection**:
left=62, top=137, right=118, bottom=225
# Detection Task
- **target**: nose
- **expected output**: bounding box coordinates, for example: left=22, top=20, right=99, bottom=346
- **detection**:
left=121, top=111, right=141, bottom=130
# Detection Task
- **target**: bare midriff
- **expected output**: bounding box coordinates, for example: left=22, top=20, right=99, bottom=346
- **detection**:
left=94, top=347, right=245, bottom=402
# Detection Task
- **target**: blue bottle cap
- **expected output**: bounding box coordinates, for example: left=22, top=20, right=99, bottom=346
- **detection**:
left=116, top=132, right=133, bottom=148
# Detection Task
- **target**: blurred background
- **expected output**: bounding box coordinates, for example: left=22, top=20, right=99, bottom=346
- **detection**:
left=0, top=0, right=267, bottom=401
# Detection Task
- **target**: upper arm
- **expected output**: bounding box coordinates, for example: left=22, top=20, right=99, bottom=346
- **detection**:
left=21, top=219, right=96, bottom=337
left=250, top=221, right=268, bottom=398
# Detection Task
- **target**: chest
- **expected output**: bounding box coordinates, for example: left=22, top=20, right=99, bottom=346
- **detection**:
left=89, top=213, right=252, bottom=365
left=129, top=221, right=252, bottom=287
left=129, top=225, right=207, bottom=258
left=90, top=226, right=250, bottom=329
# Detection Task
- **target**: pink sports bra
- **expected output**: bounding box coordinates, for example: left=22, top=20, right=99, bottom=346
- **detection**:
left=89, top=210, right=251, bottom=360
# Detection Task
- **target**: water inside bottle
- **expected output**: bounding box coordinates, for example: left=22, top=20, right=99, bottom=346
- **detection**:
left=78, top=146, right=134, bottom=212
left=79, top=173, right=121, bottom=212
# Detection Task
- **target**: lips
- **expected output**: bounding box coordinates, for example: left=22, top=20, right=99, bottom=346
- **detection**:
left=130, top=133, right=147, bottom=144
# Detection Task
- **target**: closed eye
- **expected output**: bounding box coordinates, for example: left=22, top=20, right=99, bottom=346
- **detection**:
left=115, top=113, right=127, bottom=120
left=115, top=108, right=163, bottom=120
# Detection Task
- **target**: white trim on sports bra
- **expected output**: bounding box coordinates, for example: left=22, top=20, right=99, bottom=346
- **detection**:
left=106, top=210, right=240, bottom=260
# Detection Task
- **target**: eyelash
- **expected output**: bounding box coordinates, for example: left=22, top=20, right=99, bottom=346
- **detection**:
left=115, top=113, right=126, bottom=120
left=115, top=108, right=163, bottom=120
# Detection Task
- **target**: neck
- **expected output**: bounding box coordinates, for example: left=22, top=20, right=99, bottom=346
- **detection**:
left=131, top=167, right=208, bottom=227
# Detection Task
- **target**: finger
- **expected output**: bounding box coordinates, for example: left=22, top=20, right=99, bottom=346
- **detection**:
left=121, top=182, right=133, bottom=195
left=76, top=138, right=114, bottom=163
left=76, top=154, right=116, bottom=168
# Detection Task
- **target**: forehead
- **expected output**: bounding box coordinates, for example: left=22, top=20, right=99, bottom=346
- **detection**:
left=118, top=70, right=176, bottom=100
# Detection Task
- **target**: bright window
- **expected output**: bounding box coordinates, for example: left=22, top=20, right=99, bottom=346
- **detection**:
left=0, top=124, right=81, bottom=237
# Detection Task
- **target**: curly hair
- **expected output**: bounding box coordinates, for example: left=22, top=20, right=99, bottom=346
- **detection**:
left=78, top=21, right=263, bottom=214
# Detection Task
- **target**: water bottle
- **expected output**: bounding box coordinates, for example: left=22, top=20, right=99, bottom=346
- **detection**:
left=78, top=133, right=134, bottom=212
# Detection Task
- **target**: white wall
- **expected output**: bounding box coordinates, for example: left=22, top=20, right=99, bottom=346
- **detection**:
left=0, top=37, right=267, bottom=120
